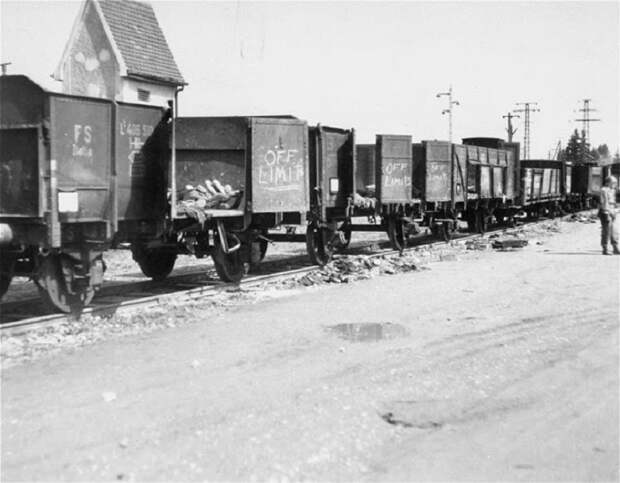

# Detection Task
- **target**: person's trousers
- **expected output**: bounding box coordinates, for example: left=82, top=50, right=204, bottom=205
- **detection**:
left=599, top=211, right=618, bottom=250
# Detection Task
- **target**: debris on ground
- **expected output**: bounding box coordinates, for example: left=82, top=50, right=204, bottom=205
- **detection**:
left=298, top=253, right=422, bottom=286
left=567, top=212, right=598, bottom=224
left=465, top=239, right=491, bottom=251
left=491, top=238, right=529, bottom=250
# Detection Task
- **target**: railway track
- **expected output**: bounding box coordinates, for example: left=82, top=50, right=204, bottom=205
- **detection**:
left=0, top=215, right=582, bottom=336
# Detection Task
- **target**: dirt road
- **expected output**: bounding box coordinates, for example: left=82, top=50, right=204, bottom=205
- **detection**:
left=2, top=220, right=618, bottom=481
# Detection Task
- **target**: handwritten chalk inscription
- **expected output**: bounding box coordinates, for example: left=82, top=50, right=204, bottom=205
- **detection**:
left=382, top=161, right=411, bottom=188
left=256, top=147, right=304, bottom=191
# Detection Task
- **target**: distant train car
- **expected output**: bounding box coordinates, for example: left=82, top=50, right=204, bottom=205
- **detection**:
left=349, top=134, right=416, bottom=252
left=295, top=129, right=415, bottom=264
left=570, top=162, right=602, bottom=208
left=460, top=137, right=519, bottom=231
left=410, top=139, right=516, bottom=237
left=518, top=159, right=567, bottom=217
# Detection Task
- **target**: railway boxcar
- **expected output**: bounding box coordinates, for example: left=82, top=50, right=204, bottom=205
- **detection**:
left=460, top=137, right=519, bottom=231
left=265, top=129, right=415, bottom=264
left=348, top=135, right=416, bottom=252
left=518, top=159, right=567, bottom=217
left=407, top=138, right=517, bottom=237
left=570, top=162, right=602, bottom=208
left=0, top=75, right=169, bottom=312
left=131, top=116, right=310, bottom=282
left=303, top=125, right=355, bottom=264
left=411, top=140, right=462, bottom=239
left=0, top=75, right=114, bottom=311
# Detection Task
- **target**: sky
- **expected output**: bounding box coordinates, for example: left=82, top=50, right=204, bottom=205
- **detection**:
left=1, top=0, right=619, bottom=157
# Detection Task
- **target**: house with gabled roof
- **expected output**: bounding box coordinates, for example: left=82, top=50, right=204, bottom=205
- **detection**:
left=53, top=0, right=185, bottom=106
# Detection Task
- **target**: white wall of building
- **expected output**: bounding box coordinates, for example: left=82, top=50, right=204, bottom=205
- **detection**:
left=120, top=78, right=176, bottom=107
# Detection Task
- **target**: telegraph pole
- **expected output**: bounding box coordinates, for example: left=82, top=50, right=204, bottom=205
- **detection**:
left=436, top=85, right=460, bottom=143
left=574, top=99, right=601, bottom=162
left=502, top=112, right=519, bottom=142
left=514, top=102, right=540, bottom=159
left=0, top=62, right=11, bottom=76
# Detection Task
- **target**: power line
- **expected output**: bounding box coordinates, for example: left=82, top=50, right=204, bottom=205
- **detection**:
left=513, top=102, right=540, bottom=159
left=574, top=99, right=601, bottom=160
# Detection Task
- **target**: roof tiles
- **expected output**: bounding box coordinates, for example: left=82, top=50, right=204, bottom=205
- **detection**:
left=97, top=0, right=185, bottom=85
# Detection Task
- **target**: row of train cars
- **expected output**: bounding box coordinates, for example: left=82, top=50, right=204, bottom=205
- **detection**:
left=1, top=75, right=618, bottom=312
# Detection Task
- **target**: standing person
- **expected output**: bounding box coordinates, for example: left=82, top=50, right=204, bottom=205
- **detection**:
left=599, top=176, right=619, bottom=255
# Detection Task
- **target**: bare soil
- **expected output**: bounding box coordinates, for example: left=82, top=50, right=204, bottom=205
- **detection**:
left=1, top=218, right=618, bottom=481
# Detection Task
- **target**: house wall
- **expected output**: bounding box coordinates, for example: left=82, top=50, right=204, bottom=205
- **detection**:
left=61, top=0, right=119, bottom=99
left=120, top=78, right=176, bottom=107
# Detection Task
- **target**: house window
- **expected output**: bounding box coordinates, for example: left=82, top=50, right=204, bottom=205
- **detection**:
left=137, top=88, right=151, bottom=102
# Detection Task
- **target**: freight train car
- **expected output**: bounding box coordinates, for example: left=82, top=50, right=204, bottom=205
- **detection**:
left=0, top=75, right=170, bottom=312
left=264, top=129, right=416, bottom=264
left=410, top=139, right=517, bottom=237
left=518, top=159, right=568, bottom=218
left=570, top=162, right=602, bottom=209
left=131, top=116, right=310, bottom=282
left=0, top=75, right=167, bottom=312
left=1, top=75, right=113, bottom=311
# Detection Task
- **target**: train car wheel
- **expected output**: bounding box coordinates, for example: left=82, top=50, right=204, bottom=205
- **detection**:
left=465, top=211, right=477, bottom=232
left=430, top=222, right=452, bottom=242
left=212, top=236, right=244, bottom=283
left=387, top=216, right=406, bottom=251
left=35, top=256, right=94, bottom=313
left=476, top=211, right=488, bottom=234
left=133, top=246, right=177, bottom=281
left=247, top=238, right=269, bottom=273
left=257, top=231, right=269, bottom=262
left=441, top=223, right=454, bottom=241
left=337, top=227, right=352, bottom=252
left=306, top=224, right=333, bottom=266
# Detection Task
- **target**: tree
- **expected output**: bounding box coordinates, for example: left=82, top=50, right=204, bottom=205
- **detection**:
left=596, top=144, right=610, bottom=158
left=562, top=129, right=584, bottom=162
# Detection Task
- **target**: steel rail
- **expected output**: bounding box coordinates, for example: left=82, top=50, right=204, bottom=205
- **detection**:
left=0, top=214, right=582, bottom=336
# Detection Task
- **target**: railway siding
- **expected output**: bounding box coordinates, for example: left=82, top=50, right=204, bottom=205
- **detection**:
left=0, top=216, right=588, bottom=367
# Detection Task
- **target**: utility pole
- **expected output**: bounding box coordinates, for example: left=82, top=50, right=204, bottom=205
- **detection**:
left=551, top=140, right=561, bottom=160
left=436, top=85, right=460, bottom=143
left=0, top=62, right=11, bottom=76
left=502, top=112, right=519, bottom=142
left=574, top=98, right=601, bottom=163
left=513, top=102, right=540, bottom=159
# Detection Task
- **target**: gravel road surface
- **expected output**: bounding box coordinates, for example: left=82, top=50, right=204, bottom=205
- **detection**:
left=2, top=220, right=618, bottom=481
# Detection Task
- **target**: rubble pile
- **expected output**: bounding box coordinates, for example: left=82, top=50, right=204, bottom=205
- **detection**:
left=567, top=212, right=598, bottom=224
left=174, top=179, right=242, bottom=223
left=491, top=238, right=528, bottom=250
left=298, top=253, right=421, bottom=286
left=465, top=239, right=491, bottom=251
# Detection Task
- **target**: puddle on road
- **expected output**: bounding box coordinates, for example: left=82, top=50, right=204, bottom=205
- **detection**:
left=326, top=322, right=409, bottom=342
